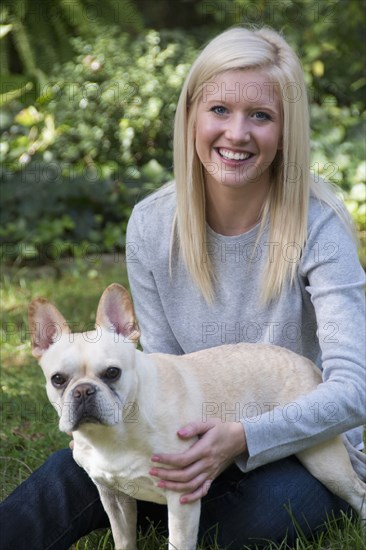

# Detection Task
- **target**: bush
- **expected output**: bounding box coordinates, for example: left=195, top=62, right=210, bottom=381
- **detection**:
left=0, top=26, right=365, bottom=264
left=2, top=28, right=196, bottom=174
left=0, top=29, right=197, bottom=262
left=0, top=164, right=136, bottom=263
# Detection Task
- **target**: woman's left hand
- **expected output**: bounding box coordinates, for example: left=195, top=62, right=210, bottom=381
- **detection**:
left=149, top=419, right=247, bottom=504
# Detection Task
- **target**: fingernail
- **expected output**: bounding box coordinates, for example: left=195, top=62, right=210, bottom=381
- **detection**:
left=149, top=469, right=158, bottom=476
left=178, top=428, right=189, bottom=436
left=180, top=496, right=188, bottom=504
left=151, top=455, right=160, bottom=462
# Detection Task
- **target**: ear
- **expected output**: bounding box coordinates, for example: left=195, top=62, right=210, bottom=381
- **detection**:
left=96, top=284, right=140, bottom=342
left=28, top=298, right=70, bottom=359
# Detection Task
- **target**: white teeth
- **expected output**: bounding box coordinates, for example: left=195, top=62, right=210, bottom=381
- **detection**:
left=218, top=148, right=251, bottom=161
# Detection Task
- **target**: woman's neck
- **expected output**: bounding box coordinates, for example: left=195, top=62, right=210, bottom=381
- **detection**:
left=205, top=181, right=270, bottom=236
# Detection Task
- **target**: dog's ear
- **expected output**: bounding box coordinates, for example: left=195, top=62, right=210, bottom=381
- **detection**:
left=96, top=284, right=140, bottom=342
left=29, top=298, right=71, bottom=359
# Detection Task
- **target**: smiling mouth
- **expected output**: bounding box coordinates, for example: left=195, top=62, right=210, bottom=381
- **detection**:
left=217, top=148, right=254, bottom=161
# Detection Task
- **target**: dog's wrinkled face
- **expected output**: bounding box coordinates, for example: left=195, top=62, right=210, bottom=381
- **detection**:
left=40, top=331, right=137, bottom=432
left=29, top=284, right=140, bottom=433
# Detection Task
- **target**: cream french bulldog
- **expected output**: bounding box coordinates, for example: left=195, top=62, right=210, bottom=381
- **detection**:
left=29, top=283, right=365, bottom=550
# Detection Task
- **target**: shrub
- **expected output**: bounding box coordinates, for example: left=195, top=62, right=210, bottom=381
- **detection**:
left=0, top=29, right=196, bottom=262
left=0, top=27, right=364, bottom=264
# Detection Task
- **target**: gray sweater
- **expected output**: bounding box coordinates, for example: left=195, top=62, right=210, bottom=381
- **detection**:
left=126, top=183, right=366, bottom=472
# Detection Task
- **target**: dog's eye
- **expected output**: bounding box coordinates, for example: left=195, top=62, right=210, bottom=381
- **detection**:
left=51, top=373, right=68, bottom=387
left=103, top=367, right=121, bottom=381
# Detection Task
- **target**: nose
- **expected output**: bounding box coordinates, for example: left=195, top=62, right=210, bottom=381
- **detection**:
left=225, top=114, right=250, bottom=143
left=73, top=383, right=96, bottom=399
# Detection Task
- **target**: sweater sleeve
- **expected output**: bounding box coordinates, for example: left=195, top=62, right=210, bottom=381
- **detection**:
left=237, top=206, right=366, bottom=472
left=126, top=207, right=184, bottom=355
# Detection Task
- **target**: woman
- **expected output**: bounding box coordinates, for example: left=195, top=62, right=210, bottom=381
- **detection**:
left=1, top=26, right=365, bottom=549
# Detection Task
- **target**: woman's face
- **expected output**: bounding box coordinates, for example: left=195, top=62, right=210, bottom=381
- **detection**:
left=194, top=69, right=283, bottom=194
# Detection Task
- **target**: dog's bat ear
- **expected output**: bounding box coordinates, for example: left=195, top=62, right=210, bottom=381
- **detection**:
left=96, top=284, right=140, bottom=342
left=28, top=298, right=70, bottom=359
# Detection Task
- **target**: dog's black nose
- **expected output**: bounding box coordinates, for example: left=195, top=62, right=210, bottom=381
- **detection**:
left=73, top=383, right=96, bottom=399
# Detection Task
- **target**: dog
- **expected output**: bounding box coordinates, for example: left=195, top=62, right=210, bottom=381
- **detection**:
left=29, top=283, right=365, bottom=549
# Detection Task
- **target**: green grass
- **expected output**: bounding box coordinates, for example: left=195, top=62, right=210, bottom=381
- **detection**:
left=69, top=512, right=365, bottom=550
left=1, top=259, right=364, bottom=549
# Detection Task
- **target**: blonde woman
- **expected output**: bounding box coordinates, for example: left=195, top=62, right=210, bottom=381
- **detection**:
left=1, top=27, right=365, bottom=549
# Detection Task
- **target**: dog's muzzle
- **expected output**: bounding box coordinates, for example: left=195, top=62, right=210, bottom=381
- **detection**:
left=69, top=383, right=103, bottom=428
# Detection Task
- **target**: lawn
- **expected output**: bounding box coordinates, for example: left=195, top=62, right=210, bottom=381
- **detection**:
left=0, top=258, right=364, bottom=549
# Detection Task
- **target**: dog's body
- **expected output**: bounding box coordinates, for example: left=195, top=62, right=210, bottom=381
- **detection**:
left=29, top=284, right=366, bottom=550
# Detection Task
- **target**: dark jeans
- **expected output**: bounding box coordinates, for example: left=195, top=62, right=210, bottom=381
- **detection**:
left=0, top=448, right=350, bottom=549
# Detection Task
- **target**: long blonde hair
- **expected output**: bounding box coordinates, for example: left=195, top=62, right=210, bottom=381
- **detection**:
left=173, top=27, right=352, bottom=303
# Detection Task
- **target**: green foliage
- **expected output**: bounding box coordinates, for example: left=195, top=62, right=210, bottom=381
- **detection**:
left=1, top=3, right=365, bottom=263
left=1, top=0, right=143, bottom=79
left=194, top=0, right=365, bottom=105
left=0, top=29, right=197, bottom=261
left=310, top=102, right=366, bottom=246
left=0, top=163, right=142, bottom=262
left=41, top=28, right=195, bottom=173
left=2, top=28, right=196, bottom=169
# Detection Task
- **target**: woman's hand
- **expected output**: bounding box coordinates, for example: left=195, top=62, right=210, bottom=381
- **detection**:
left=149, top=419, right=247, bottom=504
left=67, top=432, right=74, bottom=450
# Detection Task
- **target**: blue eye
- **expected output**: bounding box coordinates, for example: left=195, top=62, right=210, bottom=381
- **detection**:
left=210, top=105, right=227, bottom=115
left=254, top=111, right=271, bottom=121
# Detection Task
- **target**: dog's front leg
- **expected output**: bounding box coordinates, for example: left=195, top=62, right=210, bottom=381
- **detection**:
left=166, top=492, right=200, bottom=550
left=97, top=484, right=137, bottom=550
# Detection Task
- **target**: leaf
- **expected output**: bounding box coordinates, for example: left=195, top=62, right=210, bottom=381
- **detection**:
left=312, top=60, right=324, bottom=77
left=0, top=24, right=13, bottom=39
left=14, top=106, right=43, bottom=126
